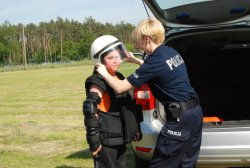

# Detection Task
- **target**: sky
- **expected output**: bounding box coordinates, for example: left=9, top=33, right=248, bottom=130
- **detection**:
left=0, top=0, right=154, bottom=25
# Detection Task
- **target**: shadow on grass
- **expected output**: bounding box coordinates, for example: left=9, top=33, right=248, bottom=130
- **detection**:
left=62, top=146, right=136, bottom=168
left=55, top=149, right=92, bottom=168
left=66, top=148, right=91, bottom=159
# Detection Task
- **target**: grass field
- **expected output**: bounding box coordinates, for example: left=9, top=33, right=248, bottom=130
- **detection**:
left=0, top=63, right=138, bottom=168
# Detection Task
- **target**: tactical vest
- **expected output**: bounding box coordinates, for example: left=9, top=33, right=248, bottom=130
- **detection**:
left=85, top=72, right=141, bottom=146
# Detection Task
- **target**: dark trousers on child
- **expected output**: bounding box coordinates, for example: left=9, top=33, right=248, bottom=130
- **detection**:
left=94, top=144, right=126, bottom=168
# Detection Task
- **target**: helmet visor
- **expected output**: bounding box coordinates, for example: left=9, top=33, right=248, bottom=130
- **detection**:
left=96, top=42, right=129, bottom=64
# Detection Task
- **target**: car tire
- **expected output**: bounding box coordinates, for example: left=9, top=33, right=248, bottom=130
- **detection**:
left=133, top=152, right=150, bottom=168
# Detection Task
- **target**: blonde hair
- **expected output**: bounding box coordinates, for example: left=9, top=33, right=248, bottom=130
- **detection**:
left=132, top=18, right=165, bottom=45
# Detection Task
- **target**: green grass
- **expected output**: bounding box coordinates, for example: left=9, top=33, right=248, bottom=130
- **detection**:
left=0, top=63, right=139, bottom=168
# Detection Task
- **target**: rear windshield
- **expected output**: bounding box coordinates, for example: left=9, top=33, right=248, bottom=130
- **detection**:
left=155, top=0, right=206, bottom=10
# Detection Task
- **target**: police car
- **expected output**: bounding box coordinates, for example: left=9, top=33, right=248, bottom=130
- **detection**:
left=132, top=0, right=250, bottom=167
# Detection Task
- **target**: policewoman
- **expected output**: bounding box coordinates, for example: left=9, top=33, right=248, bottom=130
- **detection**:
left=82, top=35, right=141, bottom=168
left=96, top=19, right=203, bottom=168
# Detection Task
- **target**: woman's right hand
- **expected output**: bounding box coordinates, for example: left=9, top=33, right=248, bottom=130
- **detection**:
left=95, top=63, right=109, bottom=77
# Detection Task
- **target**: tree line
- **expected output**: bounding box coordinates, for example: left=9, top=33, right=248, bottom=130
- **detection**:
left=0, top=17, right=136, bottom=65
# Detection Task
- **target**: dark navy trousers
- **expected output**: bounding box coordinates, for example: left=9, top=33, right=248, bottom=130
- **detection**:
left=150, top=106, right=203, bottom=168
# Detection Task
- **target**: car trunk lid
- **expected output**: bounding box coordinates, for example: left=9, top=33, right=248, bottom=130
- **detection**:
left=143, top=0, right=250, bottom=32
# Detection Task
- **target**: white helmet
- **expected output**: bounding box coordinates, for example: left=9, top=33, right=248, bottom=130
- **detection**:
left=90, top=35, right=128, bottom=64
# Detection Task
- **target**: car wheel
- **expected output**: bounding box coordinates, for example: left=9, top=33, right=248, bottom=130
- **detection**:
left=133, top=152, right=150, bottom=168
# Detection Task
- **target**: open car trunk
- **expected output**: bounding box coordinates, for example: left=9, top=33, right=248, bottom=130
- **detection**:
left=165, top=27, right=250, bottom=126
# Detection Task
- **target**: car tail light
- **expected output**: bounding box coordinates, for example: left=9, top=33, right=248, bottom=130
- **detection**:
left=134, top=84, right=155, bottom=110
left=135, top=146, right=152, bottom=153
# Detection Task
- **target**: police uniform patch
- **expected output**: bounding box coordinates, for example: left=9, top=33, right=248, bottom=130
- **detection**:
left=133, top=72, right=139, bottom=79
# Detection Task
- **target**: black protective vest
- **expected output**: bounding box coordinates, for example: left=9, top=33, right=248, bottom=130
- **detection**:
left=85, top=72, right=141, bottom=146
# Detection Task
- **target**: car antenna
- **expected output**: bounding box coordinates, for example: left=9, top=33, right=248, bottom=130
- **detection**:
left=142, top=0, right=150, bottom=18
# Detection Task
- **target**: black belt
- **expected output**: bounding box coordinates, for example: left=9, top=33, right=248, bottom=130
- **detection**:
left=164, top=99, right=199, bottom=119
left=164, top=99, right=199, bottom=111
